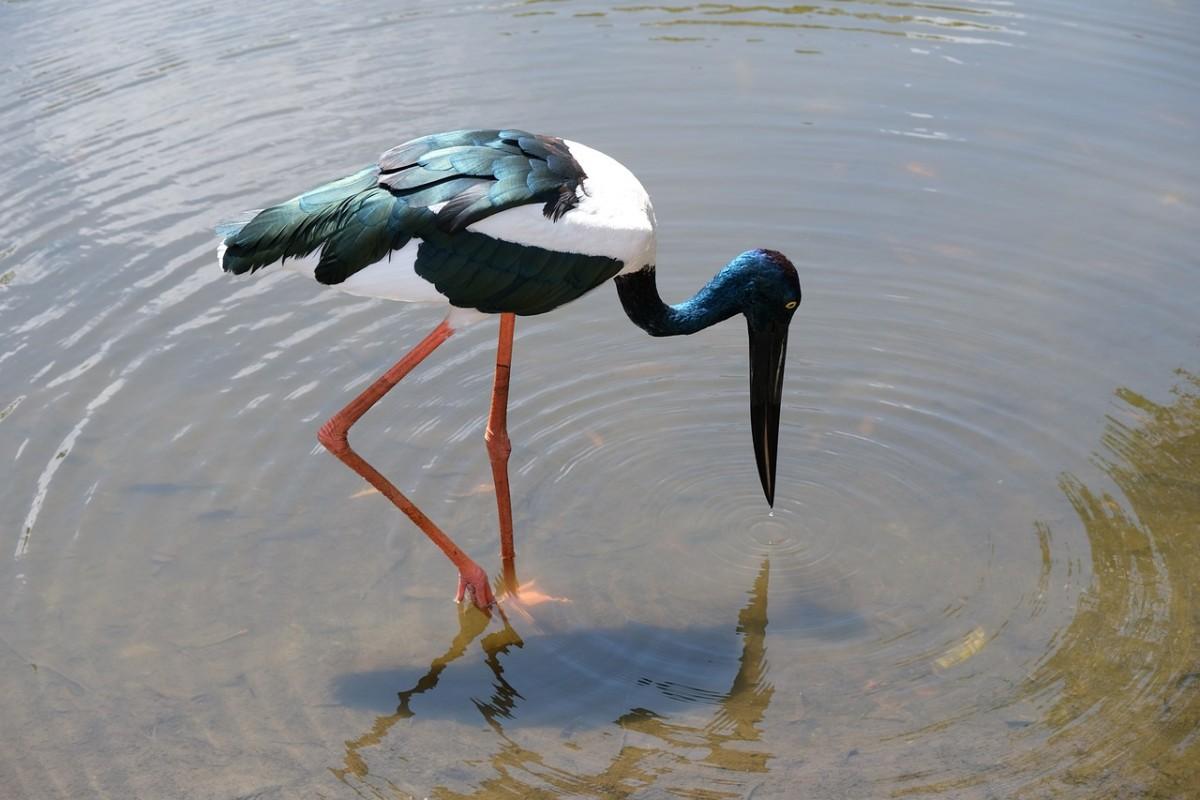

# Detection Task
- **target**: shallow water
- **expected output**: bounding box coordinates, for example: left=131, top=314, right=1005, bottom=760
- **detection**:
left=1, top=1, right=1198, bottom=797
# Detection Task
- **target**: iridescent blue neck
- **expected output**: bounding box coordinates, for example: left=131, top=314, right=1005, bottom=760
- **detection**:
left=613, top=265, right=743, bottom=337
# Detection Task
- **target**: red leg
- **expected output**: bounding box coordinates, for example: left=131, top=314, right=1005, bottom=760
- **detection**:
left=486, top=313, right=518, bottom=593
left=317, top=318, right=495, bottom=609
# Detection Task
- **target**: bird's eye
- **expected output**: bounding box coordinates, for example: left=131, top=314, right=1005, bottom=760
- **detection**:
left=784, top=300, right=798, bottom=310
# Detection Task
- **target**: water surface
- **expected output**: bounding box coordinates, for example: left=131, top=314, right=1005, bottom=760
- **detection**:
left=1, top=1, right=1198, bottom=797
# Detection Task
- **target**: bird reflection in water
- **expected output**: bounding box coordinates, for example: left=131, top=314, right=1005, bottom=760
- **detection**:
left=332, top=559, right=775, bottom=797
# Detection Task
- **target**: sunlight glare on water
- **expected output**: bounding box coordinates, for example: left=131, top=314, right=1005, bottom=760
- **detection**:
left=0, top=0, right=1197, bottom=798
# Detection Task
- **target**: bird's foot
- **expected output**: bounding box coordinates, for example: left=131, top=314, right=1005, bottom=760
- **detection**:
left=505, top=580, right=571, bottom=608
left=455, top=563, right=495, bottom=610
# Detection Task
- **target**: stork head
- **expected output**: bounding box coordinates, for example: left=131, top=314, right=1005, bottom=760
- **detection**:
left=732, top=249, right=801, bottom=507
left=612, top=247, right=802, bottom=506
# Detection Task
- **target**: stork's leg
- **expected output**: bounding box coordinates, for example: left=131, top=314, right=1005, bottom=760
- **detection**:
left=485, top=313, right=518, bottom=593
left=317, top=318, right=495, bottom=609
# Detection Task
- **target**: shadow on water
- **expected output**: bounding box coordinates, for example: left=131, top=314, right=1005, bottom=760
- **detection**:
left=331, top=559, right=787, bottom=794
left=331, top=559, right=865, bottom=717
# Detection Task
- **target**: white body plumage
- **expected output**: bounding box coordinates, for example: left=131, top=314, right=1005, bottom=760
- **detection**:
left=218, top=140, right=657, bottom=320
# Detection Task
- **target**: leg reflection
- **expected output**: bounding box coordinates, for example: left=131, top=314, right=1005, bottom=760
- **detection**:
left=471, top=619, right=526, bottom=731
left=332, top=559, right=776, bottom=796
left=332, top=604, right=522, bottom=784
left=441, top=558, right=775, bottom=798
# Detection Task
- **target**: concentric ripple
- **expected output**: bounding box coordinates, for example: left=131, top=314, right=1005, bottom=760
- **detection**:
left=1, top=0, right=1198, bottom=798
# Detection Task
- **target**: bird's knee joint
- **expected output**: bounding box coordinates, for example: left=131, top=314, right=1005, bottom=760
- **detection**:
left=485, top=428, right=511, bottom=459
left=317, top=422, right=350, bottom=456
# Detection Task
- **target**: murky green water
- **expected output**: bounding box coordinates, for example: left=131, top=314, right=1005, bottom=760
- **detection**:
left=2, top=1, right=1197, bottom=797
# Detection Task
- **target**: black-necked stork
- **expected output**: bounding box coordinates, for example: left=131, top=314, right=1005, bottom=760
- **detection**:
left=218, top=129, right=801, bottom=610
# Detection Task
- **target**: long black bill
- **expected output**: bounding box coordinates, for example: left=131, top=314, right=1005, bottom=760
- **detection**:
left=748, top=320, right=789, bottom=506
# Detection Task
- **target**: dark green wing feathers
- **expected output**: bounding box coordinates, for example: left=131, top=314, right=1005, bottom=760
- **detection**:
left=218, top=165, right=384, bottom=276
left=378, top=129, right=586, bottom=232
left=218, top=129, right=619, bottom=314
